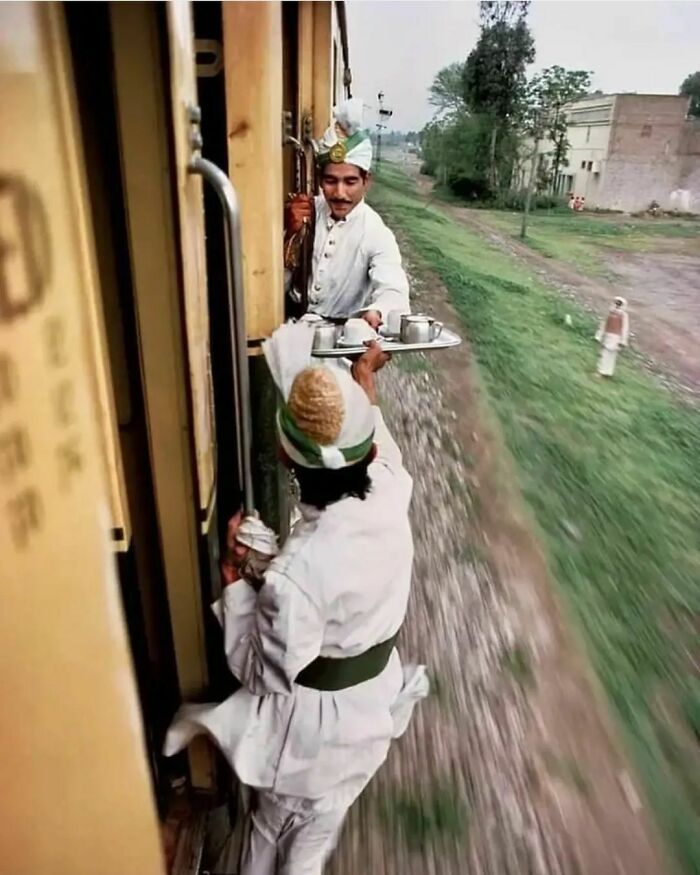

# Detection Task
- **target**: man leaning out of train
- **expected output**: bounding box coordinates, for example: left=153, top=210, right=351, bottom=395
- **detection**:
left=285, top=96, right=410, bottom=330
left=164, top=320, right=428, bottom=875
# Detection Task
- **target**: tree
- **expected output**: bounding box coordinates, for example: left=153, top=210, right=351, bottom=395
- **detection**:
left=527, top=66, right=592, bottom=191
left=680, top=71, right=700, bottom=118
left=420, top=113, right=494, bottom=199
left=428, top=62, right=467, bottom=117
left=462, top=1, right=535, bottom=190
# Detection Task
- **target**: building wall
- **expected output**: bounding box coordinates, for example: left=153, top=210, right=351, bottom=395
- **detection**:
left=523, top=93, right=700, bottom=214
left=676, top=118, right=700, bottom=213
left=600, top=95, right=691, bottom=212
left=561, top=96, right=615, bottom=205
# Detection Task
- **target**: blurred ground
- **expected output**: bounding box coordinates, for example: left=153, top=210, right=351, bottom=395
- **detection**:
left=350, top=160, right=700, bottom=873
left=327, top=261, right=667, bottom=875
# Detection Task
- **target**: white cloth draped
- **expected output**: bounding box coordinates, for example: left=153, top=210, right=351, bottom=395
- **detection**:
left=306, top=196, right=410, bottom=321
left=164, top=407, right=428, bottom=809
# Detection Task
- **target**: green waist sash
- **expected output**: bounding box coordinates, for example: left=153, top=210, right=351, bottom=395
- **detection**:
left=295, top=632, right=399, bottom=691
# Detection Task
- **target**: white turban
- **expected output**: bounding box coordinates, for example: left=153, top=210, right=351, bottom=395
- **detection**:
left=262, top=321, right=375, bottom=469
left=317, top=97, right=373, bottom=172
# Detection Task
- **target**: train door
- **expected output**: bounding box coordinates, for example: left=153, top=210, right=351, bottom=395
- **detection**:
left=64, top=0, right=248, bottom=823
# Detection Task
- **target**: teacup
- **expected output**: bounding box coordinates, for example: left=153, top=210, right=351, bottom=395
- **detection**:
left=342, top=318, right=377, bottom=346
left=385, top=309, right=410, bottom=336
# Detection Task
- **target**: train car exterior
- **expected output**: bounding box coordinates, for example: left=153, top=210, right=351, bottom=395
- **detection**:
left=0, top=2, right=351, bottom=871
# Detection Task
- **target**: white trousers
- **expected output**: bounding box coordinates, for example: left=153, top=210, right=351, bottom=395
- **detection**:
left=597, top=346, right=618, bottom=376
left=239, top=791, right=350, bottom=875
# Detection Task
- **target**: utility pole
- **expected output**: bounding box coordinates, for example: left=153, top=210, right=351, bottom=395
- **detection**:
left=376, top=90, right=393, bottom=167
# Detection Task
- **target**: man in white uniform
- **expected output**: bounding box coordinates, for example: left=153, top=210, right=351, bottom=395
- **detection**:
left=165, top=322, right=427, bottom=874
left=285, top=98, right=410, bottom=329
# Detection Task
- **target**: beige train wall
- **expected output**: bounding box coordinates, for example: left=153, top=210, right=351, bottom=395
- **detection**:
left=1, top=2, right=351, bottom=868
left=0, top=4, right=164, bottom=874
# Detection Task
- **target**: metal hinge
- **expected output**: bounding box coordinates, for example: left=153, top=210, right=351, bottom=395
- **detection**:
left=187, top=103, right=203, bottom=156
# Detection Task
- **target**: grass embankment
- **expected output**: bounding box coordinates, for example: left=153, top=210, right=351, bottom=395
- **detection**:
left=479, top=207, right=700, bottom=276
left=370, top=163, right=700, bottom=873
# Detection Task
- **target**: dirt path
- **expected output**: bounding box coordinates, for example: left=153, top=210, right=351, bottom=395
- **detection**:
left=327, top=257, right=669, bottom=875
left=415, top=173, right=700, bottom=398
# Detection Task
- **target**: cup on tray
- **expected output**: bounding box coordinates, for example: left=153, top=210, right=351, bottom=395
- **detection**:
left=342, top=318, right=378, bottom=347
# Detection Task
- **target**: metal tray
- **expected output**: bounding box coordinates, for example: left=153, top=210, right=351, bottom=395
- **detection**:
left=311, top=326, right=462, bottom=358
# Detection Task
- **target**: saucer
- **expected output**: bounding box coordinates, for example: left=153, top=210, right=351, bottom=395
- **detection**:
left=336, top=335, right=378, bottom=349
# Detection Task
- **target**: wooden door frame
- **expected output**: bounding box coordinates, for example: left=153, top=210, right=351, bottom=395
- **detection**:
left=110, top=1, right=215, bottom=791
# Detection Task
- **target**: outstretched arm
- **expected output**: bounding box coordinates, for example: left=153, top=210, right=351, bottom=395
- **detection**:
left=365, top=226, right=410, bottom=321
left=350, top=342, right=404, bottom=470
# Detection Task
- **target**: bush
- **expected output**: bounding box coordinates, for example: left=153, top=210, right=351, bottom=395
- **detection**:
left=447, top=172, right=493, bottom=201
left=491, top=190, right=568, bottom=212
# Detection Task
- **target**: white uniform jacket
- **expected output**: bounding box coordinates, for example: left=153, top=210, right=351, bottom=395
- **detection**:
left=165, top=408, right=427, bottom=809
left=306, top=196, right=410, bottom=320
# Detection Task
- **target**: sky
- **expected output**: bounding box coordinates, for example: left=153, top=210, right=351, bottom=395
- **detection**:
left=346, top=0, right=700, bottom=132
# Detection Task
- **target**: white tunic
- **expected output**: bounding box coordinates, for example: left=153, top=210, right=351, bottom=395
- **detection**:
left=307, top=196, right=410, bottom=320
left=164, top=408, right=427, bottom=810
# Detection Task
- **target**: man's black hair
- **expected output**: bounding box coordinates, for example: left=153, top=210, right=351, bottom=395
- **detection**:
left=293, top=457, right=372, bottom=511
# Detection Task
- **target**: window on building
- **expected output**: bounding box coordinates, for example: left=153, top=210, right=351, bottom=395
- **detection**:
left=587, top=161, right=593, bottom=171
left=641, top=124, right=652, bottom=137
left=581, top=160, right=586, bottom=169
left=556, top=173, right=575, bottom=195
left=586, top=126, right=591, bottom=143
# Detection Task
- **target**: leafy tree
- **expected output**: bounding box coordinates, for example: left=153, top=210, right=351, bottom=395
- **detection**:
left=680, top=71, right=700, bottom=118
left=428, top=62, right=467, bottom=117
left=419, top=119, right=448, bottom=178
left=420, top=113, right=498, bottom=199
left=462, top=1, right=535, bottom=189
left=528, top=65, right=592, bottom=190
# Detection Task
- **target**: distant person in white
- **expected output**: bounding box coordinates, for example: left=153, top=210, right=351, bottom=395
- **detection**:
left=285, top=98, right=410, bottom=328
left=596, top=296, right=630, bottom=378
left=165, top=322, right=427, bottom=874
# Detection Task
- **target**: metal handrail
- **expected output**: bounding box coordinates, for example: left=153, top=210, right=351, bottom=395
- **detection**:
left=284, top=134, right=313, bottom=312
left=188, top=155, right=255, bottom=516
left=284, top=134, right=308, bottom=193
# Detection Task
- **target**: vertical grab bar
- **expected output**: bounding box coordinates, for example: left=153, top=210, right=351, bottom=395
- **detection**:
left=188, top=155, right=255, bottom=516
left=284, top=134, right=312, bottom=313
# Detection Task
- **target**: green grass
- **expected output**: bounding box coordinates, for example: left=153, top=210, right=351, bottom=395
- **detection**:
left=542, top=751, right=590, bottom=796
left=472, top=207, right=700, bottom=275
left=371, top=165, right=700, bottom=874
left=390, top=163, right=700, bottom=276
left=395, top=352, right=433, bottom=374
left=380, top=780, right=470, bottom=851
left=501, top=643, right=535, bottom=690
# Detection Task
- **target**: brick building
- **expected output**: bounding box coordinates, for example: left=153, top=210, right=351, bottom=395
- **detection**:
left=524, top=93, right=700, bottom=213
